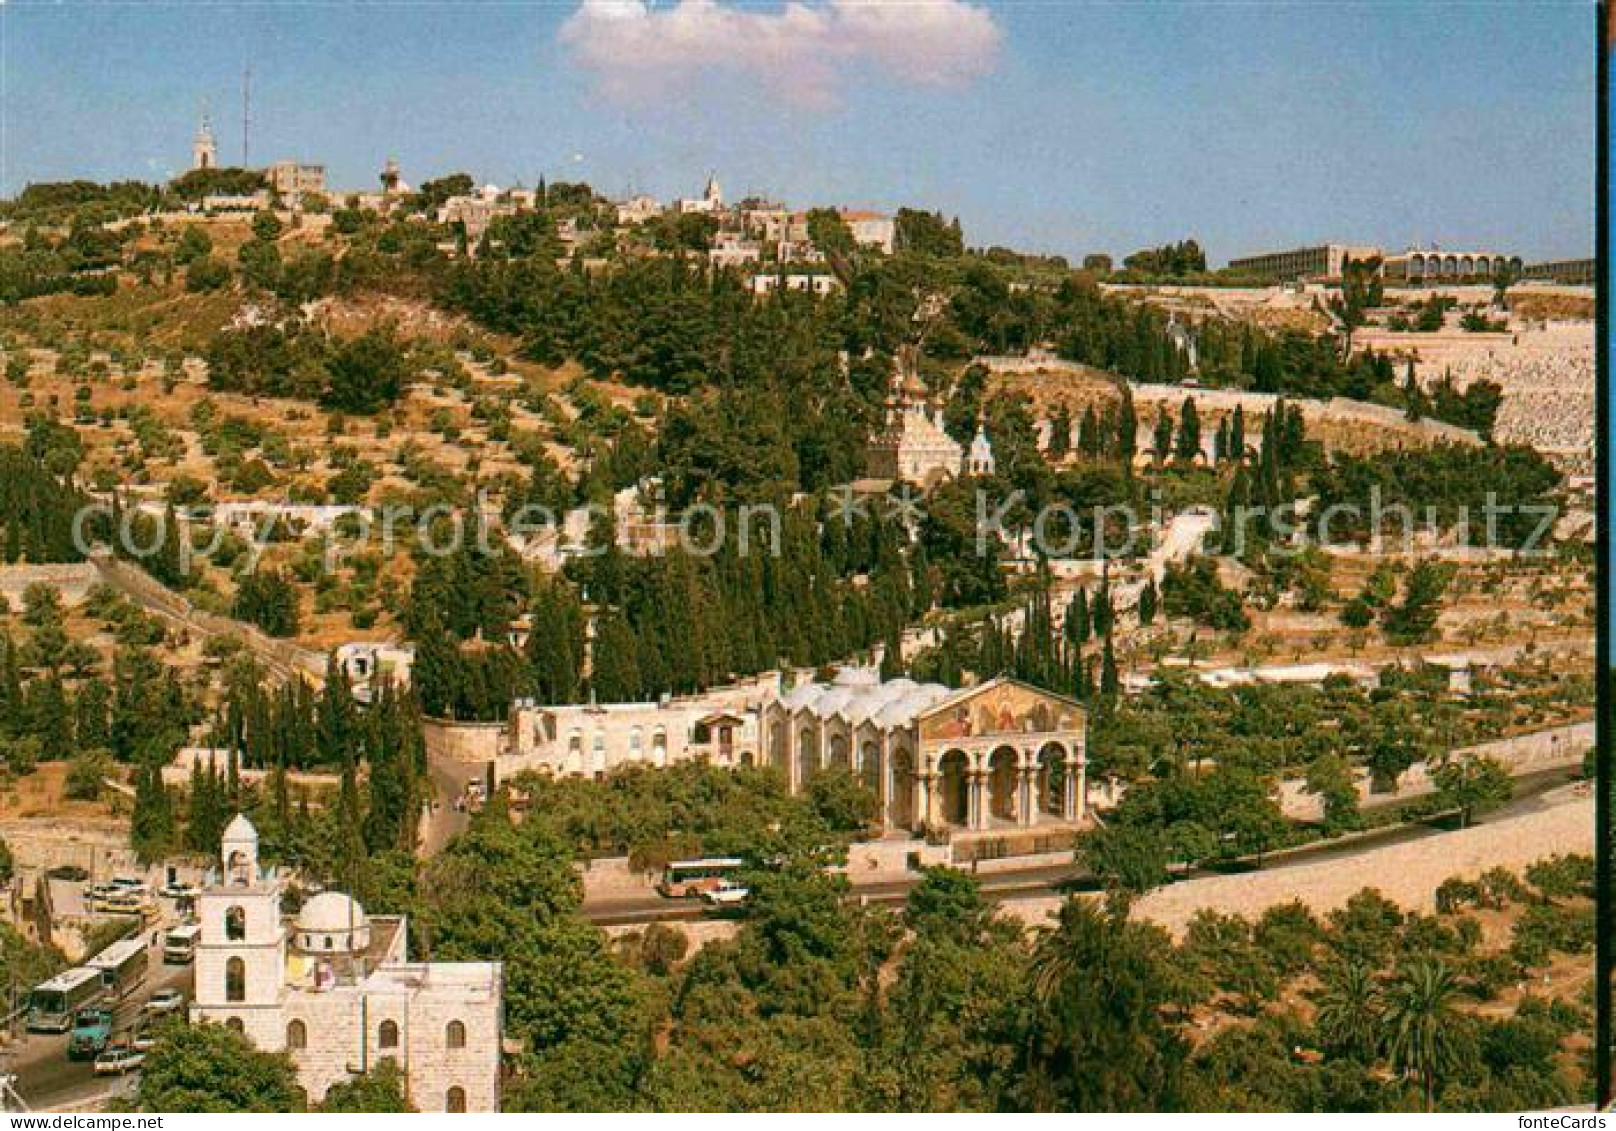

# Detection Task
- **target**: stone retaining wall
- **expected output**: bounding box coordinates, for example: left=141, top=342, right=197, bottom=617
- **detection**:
left=1279, top=720, right=1592, bottom=820
left=423, top=718, right=507, bottom=764
left=0, top=563, right=100, bottom=608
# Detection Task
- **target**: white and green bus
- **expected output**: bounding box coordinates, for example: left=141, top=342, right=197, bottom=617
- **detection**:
left=27, top=967, right=106, bottom=1033
left=88, top=937, right=149, bottom=1003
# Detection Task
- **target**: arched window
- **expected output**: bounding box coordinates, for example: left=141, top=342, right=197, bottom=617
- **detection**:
left=225, top=906, right=246, bottom=941
left=446, top=1086, right=467, bottom=1113
left=446, top=1019, right=466, bottom=1049
left=379, top=1019, right=399, bottom=1049
left=225, top=957, right=246, bottom=1003
left=286, top=1019, right=307, bottom=1050
left=323, top=935, right=333, bottom=950
left=226, top=1017, right=244, bottom=1034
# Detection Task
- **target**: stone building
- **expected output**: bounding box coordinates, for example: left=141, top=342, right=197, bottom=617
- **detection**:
left=1383, top=247, right=1522, bottom=282
left=839, top=210, right=896, bottom=254
left=191, top=817, right=503, bottom=1112
left=1226, top=243, right=1383, bottom=281
left=759, top=670, right=1086, bottom=834
left=675, top=173, right=723, bottom=214
left=500, top=691, right=764, bottom=783
left=265, top=161, right=327, bottom=202
left=192, top=116, right=217, bottom=171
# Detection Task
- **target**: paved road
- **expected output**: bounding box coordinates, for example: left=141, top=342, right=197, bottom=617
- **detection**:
left=419, top=753, right=482, bottom=858
left=7, top=924, right=193, bottom=1112
left=583, top=766, right=1582, bottom=927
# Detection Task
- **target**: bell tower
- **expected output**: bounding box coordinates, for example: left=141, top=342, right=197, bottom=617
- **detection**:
left=192, top=815, right=287, bottom=1033
left=193, top=115, right=217, bottom=171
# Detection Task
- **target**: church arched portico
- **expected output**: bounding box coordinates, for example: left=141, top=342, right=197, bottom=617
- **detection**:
left=987, top=746, right=1020, bottom=824
left=937, top=749, right=970, bottom=827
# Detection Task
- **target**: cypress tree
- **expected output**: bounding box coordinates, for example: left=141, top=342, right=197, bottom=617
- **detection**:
left=1066, top=588, right=1090, bottom=647
left=1138, top=578, right=1159, bottom=626
left=131, top=756, right=174, bottom=864
left=1174, top=397, right=1201, bottom=463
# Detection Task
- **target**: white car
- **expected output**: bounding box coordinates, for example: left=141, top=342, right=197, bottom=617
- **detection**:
left=159, top=882, right=198, bottom=901
left=94, top=1046, right=145, bottom=1076
left=145, top=989, right=186, bottom=1016
left=702, top=882, right=750, bottom=907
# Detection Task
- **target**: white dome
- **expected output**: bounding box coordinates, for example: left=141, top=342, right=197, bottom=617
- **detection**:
left=831, top=666, right=880, bottom=687
left=297, top=892, right=369, bottom=937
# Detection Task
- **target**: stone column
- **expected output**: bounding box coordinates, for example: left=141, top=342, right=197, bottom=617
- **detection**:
left=1062, top=757, right=1078, bottom=821
left=875, top=736, right=888, bottom=830
left=785, top=716, right=799, bottom=795
left=918, top=772, right=933, bottom=831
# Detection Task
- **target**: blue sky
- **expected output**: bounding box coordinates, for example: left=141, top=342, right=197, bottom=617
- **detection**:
left=2, top=1, right=1595, bottom=264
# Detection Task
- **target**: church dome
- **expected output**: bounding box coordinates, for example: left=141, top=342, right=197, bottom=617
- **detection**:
left=295, top=892, right=371, bottom=953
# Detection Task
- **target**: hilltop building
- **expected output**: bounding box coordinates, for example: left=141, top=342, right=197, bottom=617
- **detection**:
left=840, top=210, right=896, bottom=254
left=675, top=173, right=723, bottom=215
left=190, top=816, right=503, bottom=1112
left=265, top=161, right=327, bottom=204
left=192, top=117, right=217, bottom=171
left=1383, top=247, right=1522, bottom=282
left=615, top=194, right=662, bottom=226
left=1226, top=243, right=1382, bottom=281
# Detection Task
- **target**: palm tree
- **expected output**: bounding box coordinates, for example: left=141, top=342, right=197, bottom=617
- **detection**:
left=1313, top=961, right=1381, bottom=1061
left=1380, top=959, right=1464, bottom=1110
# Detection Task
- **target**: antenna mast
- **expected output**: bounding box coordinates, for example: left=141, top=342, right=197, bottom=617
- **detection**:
left=241, top=65, right=252, bottom=168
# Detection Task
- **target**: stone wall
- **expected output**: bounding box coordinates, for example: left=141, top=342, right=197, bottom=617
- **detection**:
left=0, top=817, right=136, bottom=886
left=89, top=553, right=325, bottom=682
left=422, top=719, right=507, bottom=765
left=1279, top=720, right=1592, bottom=820
left=1130, top=382, right=1479, bottom=447
left=0, top=563, right=100, bottom=609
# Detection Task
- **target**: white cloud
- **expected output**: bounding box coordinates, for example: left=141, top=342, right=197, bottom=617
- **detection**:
left=560, top=0, right=1002, bottom=108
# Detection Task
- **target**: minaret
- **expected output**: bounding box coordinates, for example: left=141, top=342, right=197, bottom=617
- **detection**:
left=193, top=115, right=217, bottom=171
left=703, top=171, right=722, bottom=209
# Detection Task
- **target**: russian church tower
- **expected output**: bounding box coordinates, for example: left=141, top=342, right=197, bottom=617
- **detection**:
left=192, top=115, right=217, bottom=171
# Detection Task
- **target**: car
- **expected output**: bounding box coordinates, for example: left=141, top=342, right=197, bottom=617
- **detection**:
left=93, top=1046, right=145, bottom=1076
left=144, top=989, right=186, bottom=1016
left=130, top=1027, right=157, bottom=1052
left=702, top=882, right=751, bottom=907
left=109, top=877, right=148, bottom=893
left=158, top=881, right=198, bottom=901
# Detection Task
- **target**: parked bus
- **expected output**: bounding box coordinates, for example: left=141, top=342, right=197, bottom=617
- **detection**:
left=162, top=924, right=201, bottom=965
left=26, top=968, right=106, bottom=1033
left=658, top=857, right=745, bottom=898
left=88, top=937, right=150, bottom=1002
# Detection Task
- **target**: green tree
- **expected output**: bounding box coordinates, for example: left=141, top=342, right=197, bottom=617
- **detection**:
left=137, top=1022, right=306, bottom=1112
left=1312, top=961, right=1381, bottom=1060
left=1015, top=899, right=1188, bottom=1110
left=317, top=1062, right=412, bottom=1112
left=1431, top=755, right=1512, bottom=829
left=1304, top=753, right=1362, bottom=835
left=1381, top=960, right=1467, bottom=1110
left=1382, top=560, right=1451, bottom=645
left=323, top=329, right=410, bottom=415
